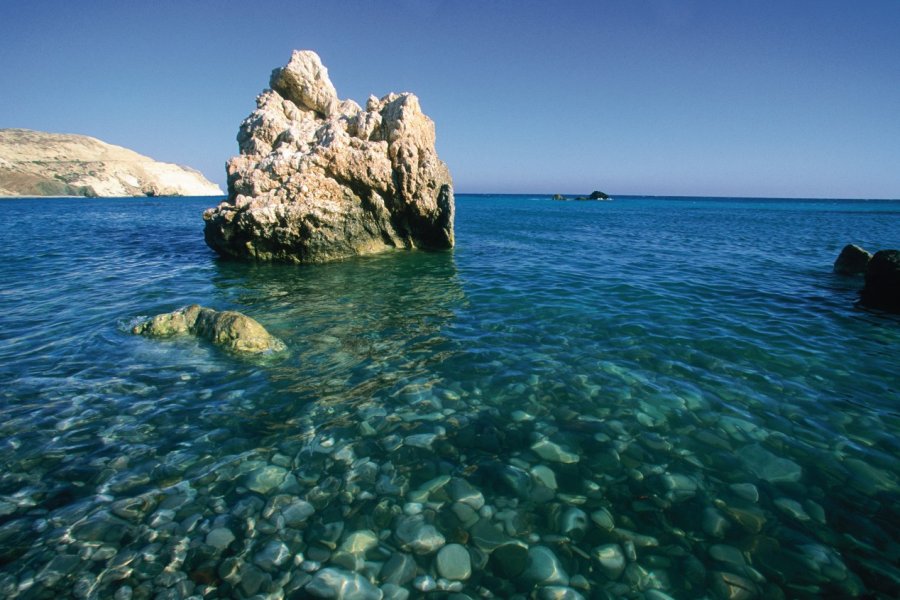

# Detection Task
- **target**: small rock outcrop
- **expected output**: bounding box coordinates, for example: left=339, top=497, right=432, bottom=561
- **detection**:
left=575, top=190, right=610, bottom=201
left=833, top=244, right=872, bottom=275
left=860, top=250, right=900, bottom=313
left=0, top=129, right=223, bottom=197
left=132, top=305, right=285, bottom=354
left=203, top=50, right=454, bottom=263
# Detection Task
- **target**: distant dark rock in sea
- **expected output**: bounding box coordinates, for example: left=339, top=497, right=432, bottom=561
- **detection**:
left=0, top=128, right=222, bottom=197
left=132, top=305, right=285, bottom=354
left=833, top=244, right=872, bottom=275
left=203, top=50, right=454, bottom=264
left=860, top=250, right=900, bottom=313
left=574, top=190, right=611, bottom=201
left=553, top=191, right=611, bottom=201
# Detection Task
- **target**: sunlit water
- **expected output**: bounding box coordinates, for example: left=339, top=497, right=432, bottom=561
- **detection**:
left=0, top=195, right=897, bottom=599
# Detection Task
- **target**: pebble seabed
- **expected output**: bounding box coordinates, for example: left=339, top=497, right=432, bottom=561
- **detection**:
left=3, top=351, right=898, bottom=600
left=0, top=196, right=898, bottom=599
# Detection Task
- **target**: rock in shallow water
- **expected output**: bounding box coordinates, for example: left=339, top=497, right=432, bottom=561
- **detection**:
left=245, top=464, right=288, bottom=494
left=531, top=439, right=580, bottom=463
left=435, top=543, right=472, bottom=580
left=833, top=244, right=872, bottom=275
left=522, top=545, right=569, bottom=586
left=305, top=568, right=383, bottom=599
left=737, top=443, right=802, bottom=483
left=860, top=249, right=900, bottom=312
left=394, top=515, right=446, bottom=554
left=592, top=543, right=626, bottom=579
left=132, top=304, right=285, bottom=354
left=205, top=527, right=235, bottom=550
left=203, top=50, right=454, bottom=264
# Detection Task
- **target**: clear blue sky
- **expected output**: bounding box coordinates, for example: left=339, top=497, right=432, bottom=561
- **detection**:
left=1, top=0, right=898, bottom=198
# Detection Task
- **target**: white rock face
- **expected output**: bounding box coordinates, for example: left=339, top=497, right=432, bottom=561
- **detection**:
left=0, top=129, right=223, bottom=197
left=203, top=50, right=454, bottom=263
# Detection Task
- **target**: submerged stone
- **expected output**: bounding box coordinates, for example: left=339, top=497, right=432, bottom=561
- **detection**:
left=340, top=530, right=379, bottom=555
left=592, top=543, right=626, bottom=579
left=205, top=527, right=236, bottom=550
left=729, top=483, right=759, bottom=503
left=531, top=439, right=580, bottom=464
left=380, top=553, right=417, bottom=585
left=774, top=497, right=811, bottom=521
left=590, top=507, right=615, bottom=531
left=305, top=568, right=383, bottom=599
left=522, top=546, right=569, bottom=586
left=447, top=478, right=485, bottom=510
left=536, top=586, right=586, bottom=600
left=709, top=544, right=747, bottom=567
left=470, top=519, right=511, bottom=552
left=435, top=544, right=472, bottom=580
left=281, top=499, right=316, bottom=526
left=702, top=507, right=731, bottom=539
left=659, top=473, right=698, bottom=502
left=380, top=583, right=409, bottom=600
left=559, top=507, right=588, bottom=538
left=394, top=515, right=446, bottom=554
left=490, top=541, right=529, bottom=578
left=254, top=540, right=291, bottom=571
left=132, top=304, right=285, bottom=354
left=245, top=465, right=288, bottom=494
left=710, top=570, right=758, bottom=600
left=737, top=444, right=802, bottom=483
left=717, top=501, right=767, bottom=533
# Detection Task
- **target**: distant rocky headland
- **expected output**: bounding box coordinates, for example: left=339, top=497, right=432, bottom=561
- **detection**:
left=203, top=50, right=454, bottom=264
left=0, top=128, right=223, bottom=198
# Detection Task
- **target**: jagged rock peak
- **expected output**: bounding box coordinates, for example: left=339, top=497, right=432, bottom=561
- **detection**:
left=270, top=50, right=339, bottom=118
left=203, top=50, right=454, bottom=264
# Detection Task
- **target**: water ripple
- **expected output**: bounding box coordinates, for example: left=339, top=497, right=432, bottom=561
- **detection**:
left=0, top=196, right=898, bottom=597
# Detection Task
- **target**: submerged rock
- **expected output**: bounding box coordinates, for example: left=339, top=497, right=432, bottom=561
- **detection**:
left=203, top=50, right=454, bottom=263
left=736, top=443, right=802, bottom=484
left=435, top=543, right=472, bottom=580
left=305, top=568, right=383, bottom=599
left=833, top=244, right=872, bottom=275
left=132, top=304, right=285, bottom=354
left=860, top=250, right=900, bottom=312
left=522, top=546, right=569, bottom=586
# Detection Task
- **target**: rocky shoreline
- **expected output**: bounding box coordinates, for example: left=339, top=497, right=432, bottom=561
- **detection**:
left=0, top=129, right=222, bottom=198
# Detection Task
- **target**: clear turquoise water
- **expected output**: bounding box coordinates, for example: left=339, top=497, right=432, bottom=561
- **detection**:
left=0, top=195, right=898, bottom=599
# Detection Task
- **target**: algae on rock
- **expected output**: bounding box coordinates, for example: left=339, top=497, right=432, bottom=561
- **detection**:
left=132, top=305, right=285, bottom=354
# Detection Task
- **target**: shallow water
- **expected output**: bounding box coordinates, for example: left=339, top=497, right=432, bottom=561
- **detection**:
left=0, top=195, right=898, bottom=599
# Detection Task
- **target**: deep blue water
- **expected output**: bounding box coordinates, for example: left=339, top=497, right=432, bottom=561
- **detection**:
left=0, top=194, right=897, bottom=599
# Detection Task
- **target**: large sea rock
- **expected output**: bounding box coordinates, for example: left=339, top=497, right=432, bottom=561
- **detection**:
left=0, top=128, right=222, bottom=197
left=203, top=50, right=454, bottom=263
